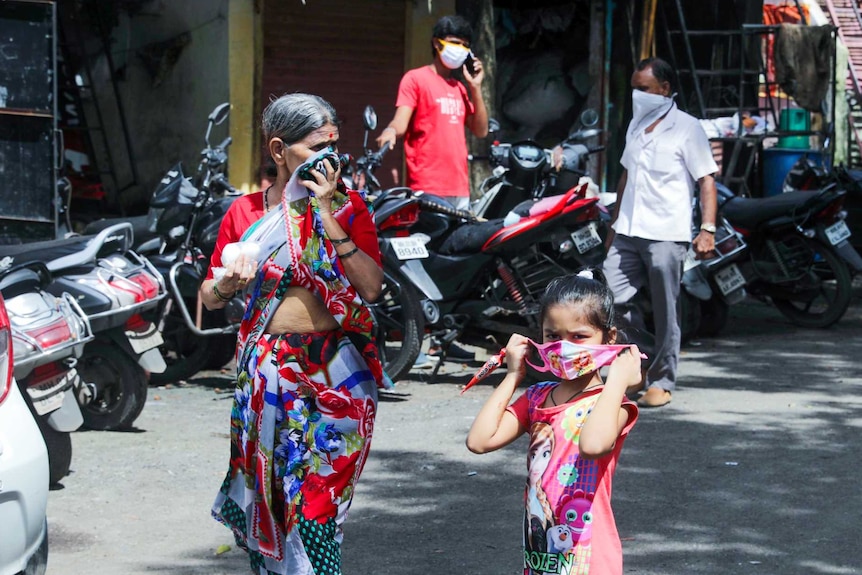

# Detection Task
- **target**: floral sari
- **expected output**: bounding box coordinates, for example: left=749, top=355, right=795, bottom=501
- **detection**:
left=212, top=158, right=387, bottom=575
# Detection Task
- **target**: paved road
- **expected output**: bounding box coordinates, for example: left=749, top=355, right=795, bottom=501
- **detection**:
left=45, top=297, right=862, bottom=574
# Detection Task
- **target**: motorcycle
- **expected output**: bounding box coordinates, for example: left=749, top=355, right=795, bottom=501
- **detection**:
left=681, top=214, right=750, bottom=337
left=373, top=182, right=607, bottom=381
left=717, top=180, right=854, bottom=328
left=782, top=156, right=862, bottom=274
left=85, top=103, right=243, bottom=384
left=0, top=260, right=92, bottom=484
left=0, top=223, right=167, bottom=430
left=472, top=108, right=604, bottom=221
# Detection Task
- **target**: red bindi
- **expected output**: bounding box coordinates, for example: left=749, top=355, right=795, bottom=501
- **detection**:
left=328, top=133, right=333, bottom=139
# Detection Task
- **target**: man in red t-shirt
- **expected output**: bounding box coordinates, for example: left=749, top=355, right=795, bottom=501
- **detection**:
left=376, top=14, right=489, bottom=211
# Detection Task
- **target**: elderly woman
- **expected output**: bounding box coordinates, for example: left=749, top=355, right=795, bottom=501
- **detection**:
left=205, top=94, right=385, bottom=575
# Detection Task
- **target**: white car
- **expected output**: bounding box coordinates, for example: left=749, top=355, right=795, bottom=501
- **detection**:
left=0, top=294, right=49, bottom=575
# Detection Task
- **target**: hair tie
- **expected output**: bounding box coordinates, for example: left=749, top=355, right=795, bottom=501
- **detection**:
left=577, top=269, right=594, bottom=280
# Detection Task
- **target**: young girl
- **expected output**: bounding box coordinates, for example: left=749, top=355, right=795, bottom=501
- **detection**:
left=466, top=270, right=642, bottom=575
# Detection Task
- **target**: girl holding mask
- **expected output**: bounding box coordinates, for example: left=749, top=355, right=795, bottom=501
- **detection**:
left=466, top=270, right=642, bottom=575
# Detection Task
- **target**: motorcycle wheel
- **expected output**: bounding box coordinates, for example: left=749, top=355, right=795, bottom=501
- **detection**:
left=77, top=340, right=149, bottom=430
left=368, top=267, right=425, bottom=383
left=204, top=335, right=238, bottom=370
left=772, top=241, right=852, bottom=329
left=679, top=290, right=702, bottom=344
left=150, top=305, right=234, bottom=384
left=697, top=297, right=729, bottom=337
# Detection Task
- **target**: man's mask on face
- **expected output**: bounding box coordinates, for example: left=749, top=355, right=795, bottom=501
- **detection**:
left=525, top=339, right=647, bottom=381
left=630, top=89, right=675, bottom=134
left=437, top=39, right=471, bottom=70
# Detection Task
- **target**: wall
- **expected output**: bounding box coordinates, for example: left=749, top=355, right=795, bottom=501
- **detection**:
left=92, top=0, right=230, bottom=213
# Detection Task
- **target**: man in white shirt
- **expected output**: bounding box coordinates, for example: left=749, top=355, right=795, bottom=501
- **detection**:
left=604, top=57, right=718, bottom=408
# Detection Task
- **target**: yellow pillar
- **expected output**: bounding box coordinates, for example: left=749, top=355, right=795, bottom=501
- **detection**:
left=228, top=0, right=263, bottom=193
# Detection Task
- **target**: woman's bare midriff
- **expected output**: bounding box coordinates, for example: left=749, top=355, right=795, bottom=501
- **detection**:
left=265, top=286, right=339, bottom=334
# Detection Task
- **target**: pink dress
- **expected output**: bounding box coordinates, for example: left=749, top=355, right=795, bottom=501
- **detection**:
left=508, top=382, right=638, bottom=575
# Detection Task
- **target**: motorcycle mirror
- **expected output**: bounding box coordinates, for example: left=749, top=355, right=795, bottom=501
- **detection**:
left=488, top=118, right=501, bottom=134
left=204, top=103, right=231, bottom=147
left=579, top=108, right=599, bottom=128
left=209, top=103, right=231, bottom=126
left=363, top=105, right=378, bottom=131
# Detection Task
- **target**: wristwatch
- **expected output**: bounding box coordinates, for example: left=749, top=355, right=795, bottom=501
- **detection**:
left=700, top=223, right=717, bottom=234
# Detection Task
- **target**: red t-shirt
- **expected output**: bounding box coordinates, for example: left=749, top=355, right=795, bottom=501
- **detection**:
left=206, top=189, right=381, bottom=280
left=396, top=65, right=474, bottom=198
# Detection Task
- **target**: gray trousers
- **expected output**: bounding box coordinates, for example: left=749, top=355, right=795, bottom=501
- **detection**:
left=602, top=234, right=687, bottom=392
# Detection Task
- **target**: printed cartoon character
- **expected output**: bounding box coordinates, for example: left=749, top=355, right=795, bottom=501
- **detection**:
left=572, top=351, right=595, bottom=374
left=561, top=402, right=594, bottom=443
left=526, top=422, right=555, bottom=553
left=547, top=350, right=562, bottom=373
left=546, top=524, right=575, bottom=554
left=557, top=489, right=595, bottom=546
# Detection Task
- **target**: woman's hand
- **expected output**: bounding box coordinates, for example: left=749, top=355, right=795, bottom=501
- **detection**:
left=219, top=253, right=258, bottom=295
left=301, top=156, right=342, bottom=213
left=606, top=344, right=642, bottom=391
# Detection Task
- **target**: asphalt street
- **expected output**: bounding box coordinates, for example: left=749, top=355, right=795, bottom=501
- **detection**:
left=44, top=296, right=862, bottom=575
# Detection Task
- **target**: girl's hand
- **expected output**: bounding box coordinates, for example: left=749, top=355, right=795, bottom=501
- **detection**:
left=504, top=333, right=531, bottom=377
left=606, top=344, right=642, bottom=390
left=302, top=157, right=341, bottom=213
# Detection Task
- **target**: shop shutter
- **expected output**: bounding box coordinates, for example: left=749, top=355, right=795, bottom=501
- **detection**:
left=262, top=0, right=407, bottom=185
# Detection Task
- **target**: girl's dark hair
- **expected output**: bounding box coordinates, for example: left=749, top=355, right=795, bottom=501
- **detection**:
left=430, top=15, right=473, bottom=57
left=636, top=57, right=676, bottom=93
left=262, top=93, right=339, bottom=145
left=539, top=268, right=616, bottom=340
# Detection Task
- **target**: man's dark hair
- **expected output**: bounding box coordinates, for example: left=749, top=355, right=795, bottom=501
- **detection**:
left=636, top=57, right=676, bottom=92
left=430, top=15, right=472, bottom=57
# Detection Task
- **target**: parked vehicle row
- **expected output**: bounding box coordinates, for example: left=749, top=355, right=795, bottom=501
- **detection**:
left=344, top=105, right=862, bottom=382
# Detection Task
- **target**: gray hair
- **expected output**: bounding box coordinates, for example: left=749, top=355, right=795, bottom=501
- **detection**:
left=261, top=93, right=338, bottom=144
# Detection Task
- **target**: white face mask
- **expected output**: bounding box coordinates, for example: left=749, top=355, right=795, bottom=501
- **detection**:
left=630, top=89, right=675, bottom=133
left=438, top=41, right=470, bottom=70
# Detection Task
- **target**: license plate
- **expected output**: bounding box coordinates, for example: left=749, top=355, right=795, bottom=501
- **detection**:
left=571, top=223, right=602, bottom=254
left=390, top=236, right=429, bottom=260
left=825, top=220, right=851, bottom=245
left=27, top=372, right=68, bottom=416
left=713, top=263, right=746, bottom=296
left=126, top=328, right=164, bottom=354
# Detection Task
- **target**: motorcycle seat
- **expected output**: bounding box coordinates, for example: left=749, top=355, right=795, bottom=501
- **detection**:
left=438, top=218, right=505, bottom=255
left=84, top=215, right=155, bottom=247
left=722, top=190, right=824, bottom=229
left=0, top=236, right=93, bottom=268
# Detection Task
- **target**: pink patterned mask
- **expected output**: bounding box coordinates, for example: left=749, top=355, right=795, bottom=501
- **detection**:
left=525, top=339, right=645, bottom=380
